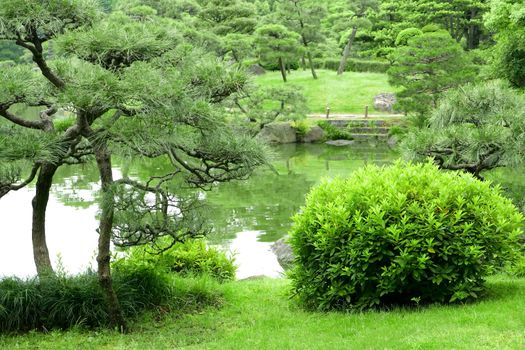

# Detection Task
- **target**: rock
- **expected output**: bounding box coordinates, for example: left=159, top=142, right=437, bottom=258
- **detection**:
left=247, top=64, right=266, bottom=76
left=271, top=237, right=294, bottom=270
left=325, top=139, right=355, bottom=146
left=387, top=135, right=398, bottom=148
left=373, top=93, right=397, bottom=112
left=258, top=122, right=297, bottom=144
left=302, top=125, right=325, bottom=143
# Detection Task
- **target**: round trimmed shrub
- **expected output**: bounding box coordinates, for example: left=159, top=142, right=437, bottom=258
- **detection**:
left=289, top=161, right=523, bottom=310
left=395, top=28, right=423, bottom=46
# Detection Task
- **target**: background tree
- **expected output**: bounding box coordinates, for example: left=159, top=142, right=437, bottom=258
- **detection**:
left=222, top=33, right=253, bottom=63
left=277, top=0, right=325, bottom=79
left=254, top=24, right=303, bottom=82
left=485, top=0, right=525, bottom=88
left=402, top=81, right=525, bottom=179
left=229, top=85, right=309, bottom=131
left=0, top=1, right=267, bottom=330
left=387, top=28, right=477, bottom=116
left=370, top=0, right=488, bottom=52
left=198, top=0, right=258, bottom=36
left=335, top=0, right=378, bottom=75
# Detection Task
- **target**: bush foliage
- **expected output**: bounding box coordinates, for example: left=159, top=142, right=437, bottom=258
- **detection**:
left=317, top=120, right=353, bottom=141
left=289, top=161, right=523, bottom=310
left=115, top=239, right=237, bottom=282
left=0, top=266, right=173, bottom=332
left=321, top=58, right=390, bottom=73
left=0, top=262, right=224, bottom=333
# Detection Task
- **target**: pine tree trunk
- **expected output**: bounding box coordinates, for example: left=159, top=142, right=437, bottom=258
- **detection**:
left=337, top=26, right=358, bottom=75
left=301, top=54, right=306, bottom=71
left=94, top=145, right=127, bottom=332
left=467, top=9, right=479, bottom=50
left=31, top=163, right=57, bottom=277
left=307, top=51, right=318, bottom=80
left=301, top=34, right=317, bottom=79
left=279, top=57, right=287, bottom=82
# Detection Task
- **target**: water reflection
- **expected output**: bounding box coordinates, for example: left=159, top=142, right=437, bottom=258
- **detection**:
left=0, top=143, right=396, bottom=278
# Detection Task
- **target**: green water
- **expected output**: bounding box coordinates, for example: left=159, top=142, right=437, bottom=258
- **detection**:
left=204, top=143, right=395, bottom=242
left=0, top=143, right=397, bottom=277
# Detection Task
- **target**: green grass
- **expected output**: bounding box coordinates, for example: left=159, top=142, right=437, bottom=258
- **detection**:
left=254, top=69, right=397, bottom=114
left=2, top=275, right=525, bottom=349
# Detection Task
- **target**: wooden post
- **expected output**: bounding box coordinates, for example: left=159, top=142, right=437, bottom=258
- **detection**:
left=365, top=105, right=369, bottom=118
left=326, top=105, right=330, bottom=119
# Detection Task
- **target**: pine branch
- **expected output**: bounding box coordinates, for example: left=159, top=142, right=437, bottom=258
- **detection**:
left=0, top=163, right=41, bottom=199
left=0, top=109, right=46, bottom=130
left=15, top=37, right=65, bottom=89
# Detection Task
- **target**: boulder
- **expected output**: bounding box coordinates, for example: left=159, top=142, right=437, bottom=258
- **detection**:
left=325, top=139, right=355, bottom=146
left=258, top=122, right=297, bottom=144
left=387, top=135, right=398, bottom=148
left=373, top=93, right=396, bottom=112
left=271, top=237, right=294, bottom=270
left=247, top=64, right=266, bottom=76
left=302, top=125, right=325, bottom=143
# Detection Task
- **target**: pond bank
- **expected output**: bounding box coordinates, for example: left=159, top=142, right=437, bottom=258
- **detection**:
left=0, top=144, right=397, bottom=279
left=258, top=116, right=405, bottom=145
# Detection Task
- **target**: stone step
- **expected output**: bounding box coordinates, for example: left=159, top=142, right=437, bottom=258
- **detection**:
left=325, top=119, right=390, bottom=128
left=350, top=133, right=390, bottom=141
left=347, top=127, right=390, bottom=134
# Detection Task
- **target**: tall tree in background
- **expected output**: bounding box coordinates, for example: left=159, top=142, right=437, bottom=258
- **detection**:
left=197, top=0, right=258, bottom=62
left=254, top=24, right=302, bottom=82
left=387, top=29, right=477, bottom=116
left=485, top=0, right=525, bottom=88
left=0, top=1, right=267, bottom=330
left=371, top=0, right=488, bottom=51
left=277, top=0, right=325, bottom=79
left=199, top=0, right=258, bottom=36
left=336, top=0, right=378, bottom=75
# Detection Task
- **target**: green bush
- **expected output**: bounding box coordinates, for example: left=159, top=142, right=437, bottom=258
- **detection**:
left=317, top=120, right=353, bottom=140
left=322, top=58, right=390, bottom=73
left=293, top=120, right=311, bottom=141
left=117, top=239, right=237, bottom=282
left=289, top=161, right=523, bottom=310
left=395, top=28, right=423, bottom=46
left=0, top=266, right=174, bottom=332
left=258, top=59, right=300, bottom=71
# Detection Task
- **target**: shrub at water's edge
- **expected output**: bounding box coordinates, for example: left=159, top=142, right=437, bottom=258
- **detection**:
left=114, top=239, right=237, bottom=283
left=289, top=161, right=523, bottom=311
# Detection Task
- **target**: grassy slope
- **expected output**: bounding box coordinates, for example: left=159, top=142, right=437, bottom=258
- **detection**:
left=254, top=69, right=397, bottom=114
left=2, top=276, right=525, bottom=349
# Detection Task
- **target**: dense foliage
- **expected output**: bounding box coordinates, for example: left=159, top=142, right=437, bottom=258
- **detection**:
left=0, top=265, right=221, bottom=332
left=388, top=29, right=477, bottom=115
left=485, top=0, right=525, bottom=88
left=402, top=81, right=525, bottom=179
left=290, top=162, right=523, bottom=310
left=115, top=239, right=237, bottom=282
left=0, top=0, right=268, bottom=329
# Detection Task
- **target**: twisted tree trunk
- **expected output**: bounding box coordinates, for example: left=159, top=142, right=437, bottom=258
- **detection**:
left=31, top=163, right=58, bottom=276
left=94, top=144, right=127, bottom=332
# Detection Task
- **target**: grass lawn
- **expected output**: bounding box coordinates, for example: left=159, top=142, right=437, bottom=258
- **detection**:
left=254, top=69, right=397, bottom=115
left=2, top=275, right=525, bottom=349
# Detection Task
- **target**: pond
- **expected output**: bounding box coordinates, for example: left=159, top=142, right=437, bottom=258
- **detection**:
left=0, top=143, right=397, bottom=279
